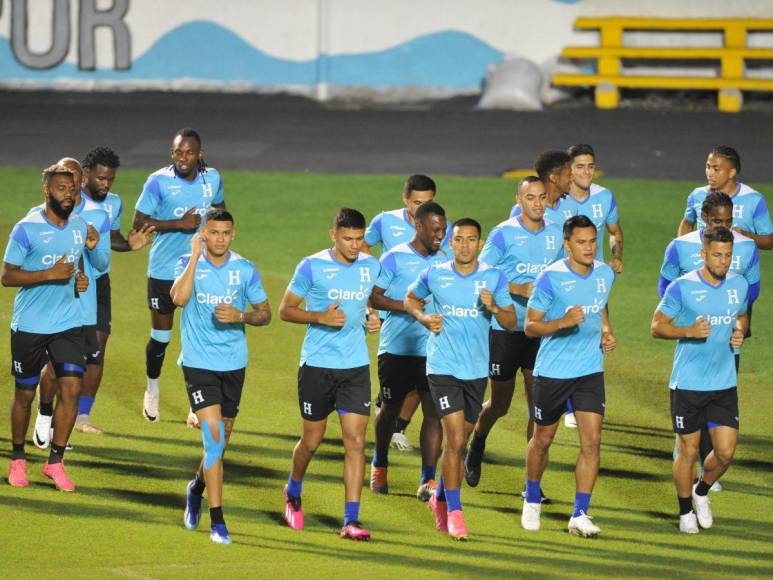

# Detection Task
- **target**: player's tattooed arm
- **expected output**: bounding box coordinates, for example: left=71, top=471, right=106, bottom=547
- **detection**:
left=170, top=232, right=204, bottom=307
left=524, top=305, right=584, bottom=338
left=370, top=286, right=405, bottom=312
left=677, top=218, right=695, bottom=237
left=216, top=299, right=271, bottom=326
left=404, top=290, right=442, bottom=333
left=133, top=208, right=201, bottom=233
left=650, top=310, right=710, bottom=340
left=279, top=292, right=346, bottom=328
left=607, top=222, right=624, bottom=273
left=111, top=224, right=155, bottom=252
left=1, top=257, right=74, bottom=287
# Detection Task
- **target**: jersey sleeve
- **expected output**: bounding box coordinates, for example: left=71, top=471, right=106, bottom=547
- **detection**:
left=479, top=228, right=506, bottom=266
left=246, top=265, right=268, bottom=304
left=364, top=213, right=383, bottom=247
left=288, top=258, right=313, bottom=298
left=656, top=280, right=683, bottom=318
left=659, top=240, right=681, bottom=296
left=174, top=255, right=191, bottom=279
left=683, top=191, right=697, bottom=223
left=606, top=192, right=619, bottom=225
left=375, top=252, right=397, bottom=290
left=3, top=223, right=30, bottom=266
left=745, top=245, right=761, bottom=286
left=213, top=173, right=225, bottom=205
left=492, top=269, right=512, bottom=308
left=751, top=196, right=773, bottom=235
left=509, top=205, right=521, bottom=219
left=408, top=267, right=431, bottom=300
left=87, top=245, right=110, bottom=272
left=527, top=271, right=554, bottom=313
left=135, top=175, right=162, bottom=216
left=111, top=197, right=123, bottom=231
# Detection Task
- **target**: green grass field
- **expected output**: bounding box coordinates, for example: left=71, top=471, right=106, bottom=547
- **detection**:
left=0, top=168, right=771, bottom=578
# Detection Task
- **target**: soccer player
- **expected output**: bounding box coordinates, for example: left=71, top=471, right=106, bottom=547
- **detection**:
left=3, top=163, right=96, bottom=491
left=172, top=208, right=271, bottom=545
left=521, top=215, right=617, bottom=537
left=133, top=128, right=225, bottom=422
left=363, top=174, right=450, bottom=451
left=405, top=218, right=516, bottom=540
left=510, top=151, right=578, bottom=226
left=659, top=191, right=760, bottom=491
left=678, top=146, right=772, bottom=250
left=368, top=201, right=449, bottom=500
left=651, top=226, right=749, bottom=534
left=465, top=176, right=564, bottom=492
left=75, top=147, right=154, bottom=432
left=279, top=208, right=381, bottom=541
left=568, top=144, right=624, bottom=273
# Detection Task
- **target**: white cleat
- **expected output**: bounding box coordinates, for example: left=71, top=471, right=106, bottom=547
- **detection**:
left=33, top=412, right=53, bottom=449
left=186, top=409, right=200, bottom=429
left=709, top=480, right=722, bottom=492
left=564, top=413, right=577, bottom=429
left=143, top=392, right=160, bottom=422
left=568, top=512, right=601, bottom=538
left=390, top=431, right=412, bottom=451
left=679, top=512, right=699, bottom=534
left=74, top=414, right=103, bottom=434
left=692, top=484, right=713, bottom=529
left=521, top=500, right=541, bottom=531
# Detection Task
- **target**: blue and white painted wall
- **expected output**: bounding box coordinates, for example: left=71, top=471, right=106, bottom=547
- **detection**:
left=0, top=0, right=770, bottom=97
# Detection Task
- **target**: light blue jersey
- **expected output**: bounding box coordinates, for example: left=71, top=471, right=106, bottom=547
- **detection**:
left=365, top=208, right=451, bottom=253
left=175, top=251, right=267, bottom=372
left=528, top=259, right=616, bottom=379
left=657, top=270, right=748, bottom=391
left=684, top=183, right=773, bottom=235
left=480, top=217, right=564, bottom=331
left=4, top=209, right=89, bottom=334
left=135, top=166, right=224, bottom=280
left=510, top=195, right=578, bottom=227
left=659, top=230, right=760, bottom=303
left=570, top=183, right=619, bottom=260
left=84, top=190, right=123, bottom=275
left=408, top=261, right=512, bottom=380
left=375, top=242, right=449, bottom=356
left=288, top=249, right=380, bottom=369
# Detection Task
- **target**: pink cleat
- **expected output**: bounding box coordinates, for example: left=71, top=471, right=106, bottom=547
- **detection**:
left=339, top=521, right=371, bottom=541
left=8, top=459, right=29, bottom=487
left=428, top=493, right=448, bottom=533
left=283, top=486, right=304, bottom=530
left=447, top=510, right=469, bottom=541
left=42, top=461, right=75, bottom=492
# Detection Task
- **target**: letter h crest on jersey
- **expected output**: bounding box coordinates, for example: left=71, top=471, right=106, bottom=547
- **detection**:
left=228, top=269, right=241, bottom=286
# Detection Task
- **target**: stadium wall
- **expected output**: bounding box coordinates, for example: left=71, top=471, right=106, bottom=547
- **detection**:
left=0, top=0, right=770, bottom=98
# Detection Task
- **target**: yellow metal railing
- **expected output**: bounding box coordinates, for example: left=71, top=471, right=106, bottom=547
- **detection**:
left=552, top=18, right=773, bottom=112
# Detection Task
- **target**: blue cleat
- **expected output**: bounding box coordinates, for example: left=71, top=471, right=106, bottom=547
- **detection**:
left=184, top=479, right=202, bottom=530
left=210, top=523, right=232, bottom=544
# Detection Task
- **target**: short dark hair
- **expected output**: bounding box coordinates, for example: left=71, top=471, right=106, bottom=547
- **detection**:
left=334, top=208, right=366, bottom=230
left=205, top=207, right=234, bottom=224
left=82, top=146, right=120, bottom=170
left=404, top=174, right=436, bottom=196
left=567, top=144, right=596, bottom=161
left=563, top=214, right=596, bottom=240
left=701, top=191, right=733, bottom=216
left=535, top=150, right=571, bottom=182
left=702, top=226, right=734, bottom=246
left=710, top=146, right=741, bottom=175
left=452, top=217, right=481, bottom=236
left=414, top=201, right=445, bottom=222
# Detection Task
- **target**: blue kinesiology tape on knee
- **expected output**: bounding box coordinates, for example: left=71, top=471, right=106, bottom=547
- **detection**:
left=150, top=328, right=172, bottom=343
left=201, top=420, right=226, bottom=470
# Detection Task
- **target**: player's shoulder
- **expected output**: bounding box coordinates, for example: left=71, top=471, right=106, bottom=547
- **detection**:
left=105, top=191, right=122, bottom=204
left=149, top=166, right=175, bottom=180
left=592, top=260, right=615, bottom=277
left=736, top=183, right=762, bottom=198
left=543, top=258, right=569, bottom=275
left=82, top=195, right=109, bottom=215
left=25, top=203, right=46, bottom=217
left=543, top=219, right=563, bottom=234
left=357, top=252, right=380, bottom=268
left=202, top=167, right=221, bottom=178
left=589, top=183, right=612, bottom=197
left=731, top=229, right=755, bottom=245
left=377, top=208, right=405, bottom=223
left=496, top=216, right=520, bottom=231
left=68, top=214, right=89, bottom=230
left=18, top=207, right=47, bottom=226
left=432, top=260, right=454, bottom=274
left=227, top=250, right=256, bottom=268
left=676, top=230, right=702, bottom=245
left=479, top=261, right=506, bottom=279
left=688, top=185, right=709, bottom=199
left=304, top=248, right=333, bottom=264
left=385, top=241, right=413, bottom=256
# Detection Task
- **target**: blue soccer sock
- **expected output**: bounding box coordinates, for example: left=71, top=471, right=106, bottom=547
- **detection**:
left=77, top=396, right=95, bottom=416
left=286, top=476, right=303, bottom=498
left=525, top=479, right=542, bottom=504
left=436, top=475, right=446, bottom=502
left=372, top=448, right=388, bottom=468
left=573, top=492, right=592, bottom=517
left=445, top=488, right=462, bottom=512
left=566, top=398, right=575, bottom=414
left=344, top=501, right=360, bottom=525
left=420, top=465, right=436, bottom=484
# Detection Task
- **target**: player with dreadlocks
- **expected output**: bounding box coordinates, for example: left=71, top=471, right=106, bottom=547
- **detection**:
left=133, top=129, right=225, bottom=424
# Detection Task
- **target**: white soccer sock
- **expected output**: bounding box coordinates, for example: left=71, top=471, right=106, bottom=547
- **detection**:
left=146, top=377, right=160, bottom=396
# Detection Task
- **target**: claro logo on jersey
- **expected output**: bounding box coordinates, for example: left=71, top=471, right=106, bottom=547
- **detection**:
left=516, top=261, right=550, bottom=275
left=41, top=252, right=78, bottom=266
left=442, top=304, right=480, bottom=317
left=197, top=289, right=238, bottom=305
left=704, top=310, right=738, bottom=326
left=327, top=288, right=367, bottom=301
left=567, top=298, right=605, bottom=316
left=173, top=206, right=209, bottom=218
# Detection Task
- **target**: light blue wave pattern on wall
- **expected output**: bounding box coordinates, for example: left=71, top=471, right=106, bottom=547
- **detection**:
left=0, top=21, right=504, bottom=89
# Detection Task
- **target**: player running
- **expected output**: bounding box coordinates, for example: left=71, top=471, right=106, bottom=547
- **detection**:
left=3, top=163, right=96, bottom=491
left=279, top=208, right=381, bottom=541
left=465, top=176, right=564, bottom=494
left=405, top=218, right=516, bottom=540
left=651, top=226, right=749, bottom=534
left=521, top=215, right=617, bottom=538
left=133, top=128, right=225, bottom=423
left=172, top=208, right=271, bottom=545
left=368, top=201, right=449, bottom=501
